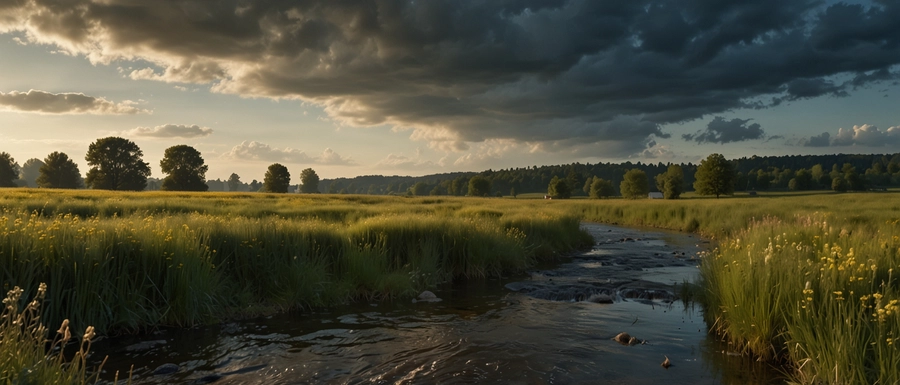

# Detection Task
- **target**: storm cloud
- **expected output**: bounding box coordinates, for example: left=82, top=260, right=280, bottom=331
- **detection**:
left=683, top=117, right=766, bottom=144
left=0, top=89, right=147, bottom=115
left=3, top=0, right=900, bottom=155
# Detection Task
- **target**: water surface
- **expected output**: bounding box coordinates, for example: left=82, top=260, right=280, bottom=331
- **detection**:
left=90, top=223, right=786, bottom=384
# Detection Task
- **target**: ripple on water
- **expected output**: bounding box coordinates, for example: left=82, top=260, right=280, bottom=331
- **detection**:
left=88, top=223, right=785, bottom=385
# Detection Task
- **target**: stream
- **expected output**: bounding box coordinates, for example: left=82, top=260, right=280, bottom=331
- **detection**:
left=89, top=223, right=787, bottom=384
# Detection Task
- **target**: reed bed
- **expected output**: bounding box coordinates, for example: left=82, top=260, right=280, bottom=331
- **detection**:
left=3, top=189, right=899, bottom=383
left=553, top=192, right=900, bottom=384
left=0, top=191, right=593, bottom=337
left=1, top=283, right=126, bottom=384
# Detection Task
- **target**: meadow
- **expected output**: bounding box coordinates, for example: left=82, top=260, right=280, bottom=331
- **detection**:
left=2, top=189, right=899, bottom=383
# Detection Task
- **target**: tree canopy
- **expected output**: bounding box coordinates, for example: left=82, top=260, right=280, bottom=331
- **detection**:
left=694, top=153, right=735, bottom=198
left=467, top=175, right=491, bottom=197
left=160, top=145, right=209, bottom=191
left=548, top=176, right=571, bottom=198
left=264, top=163, right=291, bottom=193
left=655, top=164, right=684, bottom=199
left=19, top=158, right=44, bottom=187
left=589, top=177, right=616, bottom=199
left=84, top=137, right=151, bottom=191
left=0, top=152, right=18, bottom=187
left=620, top=168, right=649, bottom=199
left=227, top=173, right=242, bottom=192
left=299, top=168, right=319, bottom=193
left=36, top=152, right=82, bottom=189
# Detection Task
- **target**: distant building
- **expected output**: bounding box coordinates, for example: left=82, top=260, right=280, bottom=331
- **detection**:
left=648, top=192, right=663, bottom=199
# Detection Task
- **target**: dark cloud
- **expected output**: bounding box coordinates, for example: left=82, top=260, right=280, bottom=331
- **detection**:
left=0, top=89, right=147, bottom=114
left=3, top=0, right=900, bottom=155
left=803, top=132, right=832, bottom=147
left=683, top=117, right=765, bottom=144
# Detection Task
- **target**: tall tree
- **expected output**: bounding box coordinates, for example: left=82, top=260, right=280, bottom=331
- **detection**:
left=19, top=158, right=45, bottom=187
left=410, top=181, right=428, bottom=196
left=590, top=178, right=616, bottom=199
left=227, top=173, right=242, bottom=192
left=299, top=168, right=320, bottom=193
left=694, top=153, right=735, bottom=198
left=249, top=179, right=262, bottom=192
left=36, top=152, right=82, bottom=189
left=264, top=163, right=291, bottom=193
left=160, top=145, right=209, bottom=191
left=620, top=168, right=649, bottom=199
left=84, top=137, right=151, bottom=191
left=654, top=164, right=684, bottom=199
left=0, top=152, right=19, bottom=187
left=467, top=175, right=491, bottom=197
left=547, top=176, right=571, bottom=199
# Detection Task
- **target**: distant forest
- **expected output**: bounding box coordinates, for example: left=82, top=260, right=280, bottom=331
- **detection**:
left=121, top=152, right=900, bottom=196
left=302, top=153, right=900, bottom=197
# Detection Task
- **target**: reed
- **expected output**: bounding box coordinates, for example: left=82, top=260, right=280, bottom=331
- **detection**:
left=0, top=283, right=127, bottom=384
left=0, top=191, right=594, bottom=336
left=5, top=189, right=898, bottom=383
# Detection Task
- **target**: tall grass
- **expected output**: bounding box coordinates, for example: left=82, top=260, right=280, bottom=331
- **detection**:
left=0, top=191, right=593, bottom=336
left=4, top=189, right=898, bottom=383
left=700, top=214, right=900, bottom=384
left=1, top=283, right=126, bottom=384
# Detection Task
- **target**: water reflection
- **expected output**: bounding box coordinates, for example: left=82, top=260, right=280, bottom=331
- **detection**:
left=89, top=225, right=788, bottom=384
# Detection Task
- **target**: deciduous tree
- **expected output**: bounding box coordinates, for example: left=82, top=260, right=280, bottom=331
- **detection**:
left=654, top=164, right=684, bottom=199
left=36, top=152, right=81, bottom=189
left=693, top=153, right=735, bottom=198
left=264, top=163, right=290, bottom=193
left=0, top=152, right=19, bottom=187
left=84, top=137, right=151, bottom=191
left=590, top=178, right=615, bottom=199
left=620, top=169, right=649, bottom=199
left=299, top=168, right=320, bottom=193
left=19, top=158, right=44, bottom=187
left=548, top=176, right=571, bottom=199
left=410, top=181, right=428, bottom=196
left=227, top=173, right=242, bottom=192
left=467, top=175, right=491, bottom=197
left=160, top=145, right=209, bottom=191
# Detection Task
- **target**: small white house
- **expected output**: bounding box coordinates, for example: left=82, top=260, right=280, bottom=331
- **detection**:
left=648, top=192, right=664, bottom=199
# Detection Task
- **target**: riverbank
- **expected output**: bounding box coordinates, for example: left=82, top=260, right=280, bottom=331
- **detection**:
left=3, top=190, right=899, bottom=383
left=85, top=222, right=782, bottom=384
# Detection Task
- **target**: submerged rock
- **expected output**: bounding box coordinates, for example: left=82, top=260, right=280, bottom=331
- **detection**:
left=613, top=332, right=644, bottom=346
left=587, top=293, right=613, bottom=304
left=413, top=291, right=442, bottom=303
left=125, top=339, right=167, bottom=352
left=153, top=363, right=180, bottom=375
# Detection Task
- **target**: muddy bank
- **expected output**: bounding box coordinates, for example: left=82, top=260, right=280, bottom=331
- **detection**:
left=505, top=222, right=709, bottom=303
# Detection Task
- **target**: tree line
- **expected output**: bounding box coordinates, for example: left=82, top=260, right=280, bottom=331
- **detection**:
left=0, top=137, right=320, bottom=193
left=321, top=153, right=898, bottom=198
left=3, top=137, right=897, bottom=197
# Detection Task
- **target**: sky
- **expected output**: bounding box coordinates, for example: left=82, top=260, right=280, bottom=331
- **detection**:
left=0, top=0, right=899, bottom=181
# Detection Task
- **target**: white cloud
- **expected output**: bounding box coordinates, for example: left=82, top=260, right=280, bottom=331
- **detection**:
left=832, top=124, right=900, bottom=147
left=0, top=89, right=149, bottom=115
left=375, top=153, right=439, bottom=170
left=223, top=141, right=313, bottom=163
left=123, top=124, right=213, bottom=138
left=318, top=148, right=355, bottom=165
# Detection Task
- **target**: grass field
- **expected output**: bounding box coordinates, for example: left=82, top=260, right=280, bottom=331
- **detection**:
left=2, top=189, right=899, bottom=384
